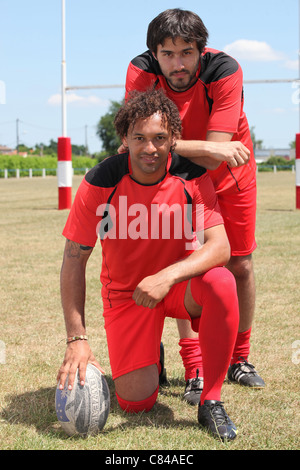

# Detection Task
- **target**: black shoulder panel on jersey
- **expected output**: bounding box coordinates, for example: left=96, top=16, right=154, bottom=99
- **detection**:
left=169, top=152, right=206, bottom=181
left=131, top=50, right=163, bottom=76
left=85, top=153, right=130, bottom=188
left=200, top=51, right=239, bottom=84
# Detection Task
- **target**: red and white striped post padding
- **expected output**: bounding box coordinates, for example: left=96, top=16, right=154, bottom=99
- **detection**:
left=57, top=137, right=72, bottom=210
left=296, top=133, right=300, bottom=210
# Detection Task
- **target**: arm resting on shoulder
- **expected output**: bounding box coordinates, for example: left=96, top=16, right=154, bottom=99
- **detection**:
left=175, top=131, right=250, bottom=170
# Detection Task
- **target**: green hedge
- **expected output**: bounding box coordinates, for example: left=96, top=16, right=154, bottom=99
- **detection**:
left=0, top=154, right=296, bottom=177
left=257, top=157, right=295, bottom=172
left=0, top=155, right=96, bottom=177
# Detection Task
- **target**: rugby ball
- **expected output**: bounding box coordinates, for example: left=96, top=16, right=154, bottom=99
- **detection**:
left=55, top=363, right=110, bottom=436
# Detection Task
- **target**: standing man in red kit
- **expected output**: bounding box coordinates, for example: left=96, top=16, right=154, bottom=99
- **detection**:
left=124, top=8, right=265, bottom=404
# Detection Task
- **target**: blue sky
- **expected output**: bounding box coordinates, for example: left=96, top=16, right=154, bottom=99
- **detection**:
left=0, top=0, right=299, bottom=153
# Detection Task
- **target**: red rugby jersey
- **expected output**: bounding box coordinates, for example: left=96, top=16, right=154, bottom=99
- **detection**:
left=125, top=48, right=256, bottom=193
left=63, top=152, right=223, bottom=304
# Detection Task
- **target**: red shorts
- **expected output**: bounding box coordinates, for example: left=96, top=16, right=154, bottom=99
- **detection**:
left=216, top=176, right=257, bottom=257
left=103, top=281, right=189, bottom=380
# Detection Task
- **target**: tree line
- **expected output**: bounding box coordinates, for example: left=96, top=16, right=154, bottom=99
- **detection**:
left=17, top=140, right=88, bottom=157
left=13, top=98, right=296, bottom=162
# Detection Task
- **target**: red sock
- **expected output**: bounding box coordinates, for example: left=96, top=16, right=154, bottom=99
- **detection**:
left=190, top=267, right=239, bottom=405
left=231, top=328, right=251, bottom=365
left=178, top=338, right=203, bottom=380
left=116, top=386, right=159, bottom=413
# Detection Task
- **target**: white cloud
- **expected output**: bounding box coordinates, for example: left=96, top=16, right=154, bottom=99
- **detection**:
left=284, top=59, right=299, bottom=70
left=271, top=107, right=287, bottom=114
left=47, top=93, right=109, bottom=107
left=47, top=93, right=61, bottom=106
left=224, top=39, right=285, bottom=62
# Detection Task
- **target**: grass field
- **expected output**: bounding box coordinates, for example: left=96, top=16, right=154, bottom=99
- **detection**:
left=0, top=172, right=299, bottom=451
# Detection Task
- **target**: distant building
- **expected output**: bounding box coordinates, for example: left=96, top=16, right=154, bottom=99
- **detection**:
left=0, top=145, right=27, bottom=157
left=0, top=145, right=15, bottom=155
left=254, top=148, right=295, bottom=163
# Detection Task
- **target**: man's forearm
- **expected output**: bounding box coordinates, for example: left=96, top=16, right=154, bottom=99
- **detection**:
left=61, top=263, right=86, bottom=337
left=60, top=241, right=93, bottom=337
left=174, top=140, right=221, bottom=170
left=175, top=139, right=216, bottom=158
left=133, top=225, right=230, bottom=309
left=174, top=137, right=250, bottom=169
left=160, top=225, right=230, bottom=286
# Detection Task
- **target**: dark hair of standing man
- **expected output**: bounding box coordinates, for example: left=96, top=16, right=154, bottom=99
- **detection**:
left=146, top=8, right=209, bottom=54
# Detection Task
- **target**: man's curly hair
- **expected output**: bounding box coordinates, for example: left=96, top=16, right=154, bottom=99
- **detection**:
left=114, top=89, right=182, bottom=139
